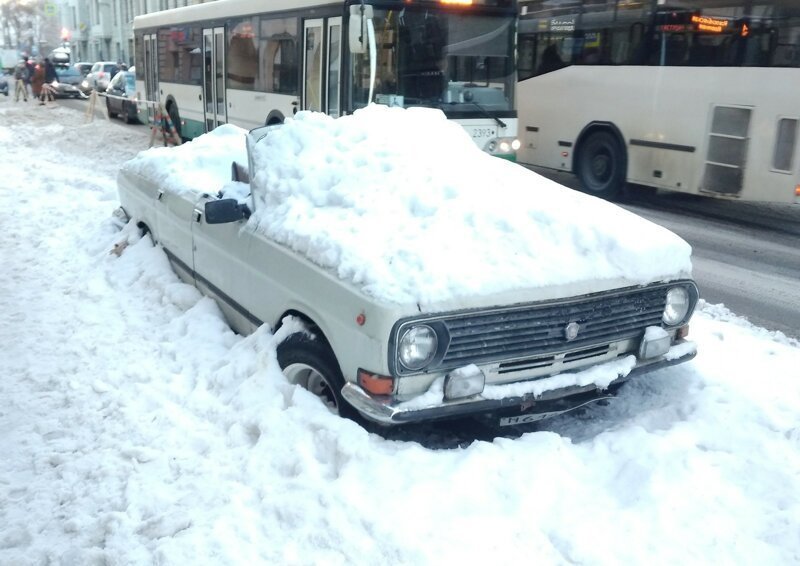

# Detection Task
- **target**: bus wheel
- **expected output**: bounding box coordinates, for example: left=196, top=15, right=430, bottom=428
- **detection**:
left=277, top=333, right=357, bottom=420
left=167, top=103, right=182, bottom=139
left=577, top=131, right=626, bottom=200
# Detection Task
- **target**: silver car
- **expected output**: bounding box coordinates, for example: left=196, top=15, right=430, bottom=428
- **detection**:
left=82, top=61, right=119, bottom=92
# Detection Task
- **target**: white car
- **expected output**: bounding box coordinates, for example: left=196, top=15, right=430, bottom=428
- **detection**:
left=116, top=108, right=699, bottom=427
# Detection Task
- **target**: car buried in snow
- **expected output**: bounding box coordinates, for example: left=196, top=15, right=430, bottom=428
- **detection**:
left=116, top=107, right=699, bottom=427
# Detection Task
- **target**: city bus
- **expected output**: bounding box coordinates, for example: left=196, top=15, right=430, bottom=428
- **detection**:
left=133, top=0, right=519, bottom=158
left=516, top=0, right=800, bottom=204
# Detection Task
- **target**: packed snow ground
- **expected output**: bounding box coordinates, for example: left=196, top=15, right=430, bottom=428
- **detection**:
left=1, top=100, right=799, bottom=565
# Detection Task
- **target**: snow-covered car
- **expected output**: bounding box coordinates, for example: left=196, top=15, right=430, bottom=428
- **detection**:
left=116, top=106, right=699, bottom=427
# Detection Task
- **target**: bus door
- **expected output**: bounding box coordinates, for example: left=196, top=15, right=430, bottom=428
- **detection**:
left=143, top=33, right=158, bottom=123
left=303, top=17, right=342, bottom=114
left=304, top=20, right=324, bottom=111
left=202, top=27, right=227, bottom=131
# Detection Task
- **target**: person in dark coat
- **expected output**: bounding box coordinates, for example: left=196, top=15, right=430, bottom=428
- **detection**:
left=39, top=58, right=57, bottom=104
left=43, top=58, right=57, bottom=83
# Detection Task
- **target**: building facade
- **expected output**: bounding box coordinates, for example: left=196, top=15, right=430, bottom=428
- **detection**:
left=57, top=0, right=214, bottom=65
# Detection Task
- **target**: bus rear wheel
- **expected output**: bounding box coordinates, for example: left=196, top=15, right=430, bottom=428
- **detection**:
left=577, top=131, right=626, bottom=200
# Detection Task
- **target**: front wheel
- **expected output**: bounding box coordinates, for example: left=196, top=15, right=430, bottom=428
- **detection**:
left=576, top=131, right=626, bottom=200
left=277, top=333, right=357, bottom=420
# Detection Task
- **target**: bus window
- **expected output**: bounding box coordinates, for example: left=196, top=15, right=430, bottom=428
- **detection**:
left=228, top=19, right=258, bottom=90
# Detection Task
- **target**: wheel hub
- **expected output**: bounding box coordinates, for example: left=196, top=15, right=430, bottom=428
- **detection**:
left=283, top=362, right=339, bottom=412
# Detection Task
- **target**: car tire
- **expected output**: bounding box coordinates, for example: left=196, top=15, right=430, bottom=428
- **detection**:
left=277, top=333, right=357, bottom=420
left=106, top=99, right=117, bottom=119
left=576, top=131, right=626, bottom=200
left=121, top=103, right=134, bottom=124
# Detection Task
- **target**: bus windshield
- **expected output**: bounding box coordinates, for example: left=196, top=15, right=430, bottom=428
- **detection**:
left=350, top=8, right=515, bottom=115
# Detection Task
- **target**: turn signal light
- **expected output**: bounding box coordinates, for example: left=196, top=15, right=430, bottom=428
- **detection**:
left=357, top=369, right=394, bottom=395
left=795, top=184, right=800, bottom=197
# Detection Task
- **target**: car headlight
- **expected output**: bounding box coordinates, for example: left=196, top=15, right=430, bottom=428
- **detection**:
left=398, top=325, right=438, bottom=370
left=663, top=286, right=690, bottom=326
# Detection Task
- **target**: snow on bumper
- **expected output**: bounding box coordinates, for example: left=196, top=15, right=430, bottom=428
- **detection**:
left=342, top=341, right=697, bottom=425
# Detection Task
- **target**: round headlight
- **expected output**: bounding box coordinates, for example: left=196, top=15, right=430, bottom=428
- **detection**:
left=398, top=325, right=438, bottom=371
left=663, top=286, right=690, bottom=325
left=511, top=139, right=521, bottom=151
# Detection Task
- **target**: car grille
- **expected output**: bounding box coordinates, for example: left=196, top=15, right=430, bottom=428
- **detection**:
left=437, top=286, right=666, bottom=370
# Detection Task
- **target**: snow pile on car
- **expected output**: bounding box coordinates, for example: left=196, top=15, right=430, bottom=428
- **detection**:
left=248, top=105, right=692, bottom=304
left=121, top=124, right=247, bottom=198
left=121, top=106, right=692, bottom=305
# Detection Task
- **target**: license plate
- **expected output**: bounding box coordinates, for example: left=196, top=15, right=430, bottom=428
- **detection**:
left=499, top=411, right=565, bottom=426
left=499, top=396, right=614, bottom=426
left=467, top=127, right=497, bottom=142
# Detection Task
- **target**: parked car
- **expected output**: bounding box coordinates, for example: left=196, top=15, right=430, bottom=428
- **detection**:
left=53, top=65, right=87, bottom=98
left=73, top=61, right=93, bottom=77
left=0, top=72, right=8, bottom=96
left=82, top=61, right=119, bottom=92
left=105, top=71, right=141, bottom=123
left=116, top=109, right=699, bottom=427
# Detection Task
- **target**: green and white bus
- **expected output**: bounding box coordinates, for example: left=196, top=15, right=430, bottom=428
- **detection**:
left=517, top=0, right=800, bottom=203
left=134, top=0, right=519, bottom=158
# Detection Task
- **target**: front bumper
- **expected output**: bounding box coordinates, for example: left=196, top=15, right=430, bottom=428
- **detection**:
left=55, top=84, right=84, bottom=97
left=342, top=345, right=696, bottom=425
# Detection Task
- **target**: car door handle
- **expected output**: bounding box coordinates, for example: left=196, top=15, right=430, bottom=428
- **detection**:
left=157, top=189, right=164, bottom=201
left=193, top=210, right=202, bottom=223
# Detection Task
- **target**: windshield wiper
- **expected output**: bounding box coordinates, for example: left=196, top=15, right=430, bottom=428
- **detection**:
left=468, top=100, right=506, bottom=129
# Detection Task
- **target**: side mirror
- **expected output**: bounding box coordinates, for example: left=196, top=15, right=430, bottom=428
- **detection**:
left=205, top=198, right=250, bottom=224
left=349, top=4, right=374, bottom=54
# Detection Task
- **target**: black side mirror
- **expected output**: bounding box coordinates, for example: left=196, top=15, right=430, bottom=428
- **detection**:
left=205, top=198, right=251, bottom=224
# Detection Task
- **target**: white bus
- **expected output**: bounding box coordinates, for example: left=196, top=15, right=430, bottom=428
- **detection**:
left=516, top=0, right=800, bottom=204
left=133, top=0, right=519, bottom=158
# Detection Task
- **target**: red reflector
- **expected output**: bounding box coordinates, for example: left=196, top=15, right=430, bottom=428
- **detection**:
left=358, top=370, right=394, bottom=395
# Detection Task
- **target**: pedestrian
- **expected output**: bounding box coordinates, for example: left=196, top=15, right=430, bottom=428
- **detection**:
left=13, top=60, right=29, bottom=102
left=40, top=57, right=57, bottom=104
left=31, top=60, right=44, bottom=101
left=25, top=58, right=34, bottom=97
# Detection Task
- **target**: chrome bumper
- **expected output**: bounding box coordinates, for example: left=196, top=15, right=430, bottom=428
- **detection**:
left=342, top=347, right=696, bottom=426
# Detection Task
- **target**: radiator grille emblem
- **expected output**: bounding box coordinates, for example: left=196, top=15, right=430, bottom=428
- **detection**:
left=564, top=322, right=580, bottom=341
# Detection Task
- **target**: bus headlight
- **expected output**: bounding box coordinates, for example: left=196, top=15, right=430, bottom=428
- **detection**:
left=487, top=137, right=519, bottom=155
left=398, top=325, right=438, bottom=371
left=663, top=286, right=690, bottom=326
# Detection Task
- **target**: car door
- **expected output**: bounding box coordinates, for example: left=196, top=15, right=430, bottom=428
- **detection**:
left=190, top=196, right=261, bottom=335
left=154, top=187, right=199, bottom=285
left=106, top=74, right=122, bottom=113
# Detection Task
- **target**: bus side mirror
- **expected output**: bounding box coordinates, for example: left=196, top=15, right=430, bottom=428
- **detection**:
left=349, top=4, right=374, bottom=54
